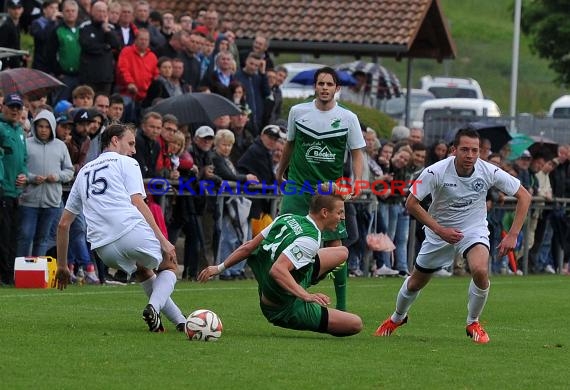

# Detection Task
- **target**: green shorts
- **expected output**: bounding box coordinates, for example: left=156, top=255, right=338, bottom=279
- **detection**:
left=258, top=256, right=329, bottom=333
left=280, top=193, right=347, bottom=241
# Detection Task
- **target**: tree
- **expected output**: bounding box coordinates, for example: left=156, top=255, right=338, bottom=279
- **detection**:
left=521, top=0, right=570, bottom=86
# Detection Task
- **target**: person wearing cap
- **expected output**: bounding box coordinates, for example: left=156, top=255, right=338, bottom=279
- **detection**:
left=277, top=67, right=366, bottom=311
left=55, top=113, right=74, bottom=144
left=17, top=109, right=74, bottom=258
left=67, top=108, right=94, bottom=174
left=0, top=93, right=28, bottom=285
left=228, top=105, right=255, bottom=165
left=0, top=0, right=26, bottom=69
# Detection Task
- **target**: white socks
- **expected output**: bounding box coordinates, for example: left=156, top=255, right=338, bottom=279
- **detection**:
left=467, top=279, right=489, bottom=324
left=140, top=272, right=186, bottom=326
left=391, top=277, right=420, bottom=323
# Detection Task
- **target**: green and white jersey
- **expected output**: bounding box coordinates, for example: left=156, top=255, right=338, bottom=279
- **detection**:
left=286, top=100, right=365, bottom=186
left=248, top=214, right=321, bottom=305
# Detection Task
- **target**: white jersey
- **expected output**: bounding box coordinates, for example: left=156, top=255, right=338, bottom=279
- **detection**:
left=66, top=151, right=147, bottom=249
left=413, top=156, right=520, bottom=232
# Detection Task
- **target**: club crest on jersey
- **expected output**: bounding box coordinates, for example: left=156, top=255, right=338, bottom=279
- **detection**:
left=291, top=246, right=303, bottom=260
left=472, top=178, right=485, bottom=192
left=305, top=143, right=335, bottom=162
left=331, top=118, right=341, bottom=129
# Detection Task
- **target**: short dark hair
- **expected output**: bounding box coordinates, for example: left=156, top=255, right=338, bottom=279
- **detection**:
left=109, top=93, right=124, bottom=106
left=309, top=186, right=345, bottom=214
left=453, top=128, right=480, bottom=147
left=314, top=67, right=339, bottom=86
left=100, top=124, right=134, bottom=151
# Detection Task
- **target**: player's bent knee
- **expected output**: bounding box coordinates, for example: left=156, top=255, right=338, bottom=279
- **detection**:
left=327, top=310, right=363, bottom=337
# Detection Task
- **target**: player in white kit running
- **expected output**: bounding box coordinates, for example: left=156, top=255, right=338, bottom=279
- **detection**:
left=375, top=128, right=531, bottom=343
left=55, top=124, right=186, bottom=332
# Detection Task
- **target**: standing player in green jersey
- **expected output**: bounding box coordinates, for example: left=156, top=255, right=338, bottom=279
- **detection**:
left=275, top=67, right=366, bottom=311
left=198, top=188, right=363, bottom=336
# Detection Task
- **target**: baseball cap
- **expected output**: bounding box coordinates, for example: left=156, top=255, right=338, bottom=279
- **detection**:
left=4, top=93, right=24, bottom=108
left=56, top=114, right=74, bottom=125
left=520, top=150, right=532, bottom=159
left=6, top=0, right=23, bottom=8
left=73, top=108, right=95, bottom=123
left=262, top=124, right=280, bottom=139
left=54, top=100, right=73, bottom=115
left=195, top=125, right=215, bottom=138
left=238, top=104, right=252, bottom=116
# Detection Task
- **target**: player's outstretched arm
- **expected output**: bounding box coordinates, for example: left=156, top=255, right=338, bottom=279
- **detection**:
left=55, top=210, right=77, bottom=290
left=498, top=185, right=531, bottom=257
left=197, top=233, right=264, bottom=282
left=269, top=255, right=331, bottom=307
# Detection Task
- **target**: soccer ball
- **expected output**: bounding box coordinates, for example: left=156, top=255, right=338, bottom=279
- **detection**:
left=185, top=309, right=223, bottom=341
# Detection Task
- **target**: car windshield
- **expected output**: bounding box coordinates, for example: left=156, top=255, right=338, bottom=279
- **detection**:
left=553, top=107, right=570, bottom=118
left=428, top=87, right=478, bottom=99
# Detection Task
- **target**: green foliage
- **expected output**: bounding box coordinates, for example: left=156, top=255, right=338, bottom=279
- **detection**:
left=1, top=277, right=569, bottom=389
left=281, top=98, right=396, bottom=140
left=520, top=0, right=570, bottom=85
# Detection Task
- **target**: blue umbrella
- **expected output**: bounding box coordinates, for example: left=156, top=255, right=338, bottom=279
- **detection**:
left=290, top=68, right=357, bottom=86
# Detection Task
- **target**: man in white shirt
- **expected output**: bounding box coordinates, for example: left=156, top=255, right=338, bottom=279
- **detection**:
left=374, top=128, right=531, bottom=344
left=55, top=124, right=186, bottom=332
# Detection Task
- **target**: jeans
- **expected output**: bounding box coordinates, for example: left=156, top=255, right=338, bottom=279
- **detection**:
left=68, top=213, right=93, bottom=268
left=537, top=219, right=554, bottom=271
left=216, top=216, right=250, bottom=276
left=17, top=206, right=61, bottom=256
left=379, top=202, right=410, bottom=273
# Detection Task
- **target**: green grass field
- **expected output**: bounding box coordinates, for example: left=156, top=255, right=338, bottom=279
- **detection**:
left=1, top=276, right=568, bottom=389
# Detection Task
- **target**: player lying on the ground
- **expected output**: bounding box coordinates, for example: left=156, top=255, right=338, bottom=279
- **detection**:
left=198, top=188, right=363, bottom=336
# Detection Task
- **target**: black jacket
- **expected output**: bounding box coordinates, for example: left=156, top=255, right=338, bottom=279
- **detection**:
left=133, top=131, right=160, bottom=178
left=78, top=20, right=120, bottom=84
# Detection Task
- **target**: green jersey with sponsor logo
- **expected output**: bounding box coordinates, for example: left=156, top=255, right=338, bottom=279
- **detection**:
left=286, top=101, right=365, bottom=187
left=248, top=214, right=321, bottom=306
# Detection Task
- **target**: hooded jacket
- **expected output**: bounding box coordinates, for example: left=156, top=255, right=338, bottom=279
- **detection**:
left=20, top=110, right=74, bottom=208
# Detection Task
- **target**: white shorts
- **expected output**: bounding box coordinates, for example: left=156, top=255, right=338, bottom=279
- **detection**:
left=415, top=226, right=490, bottom=272
left=95, top=222, right=162, bottom=276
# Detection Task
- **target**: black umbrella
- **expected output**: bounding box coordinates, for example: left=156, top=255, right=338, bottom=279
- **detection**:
left=149, top=93, right=241, bottom=125
left=446, top=121, right=512, bottom=152
left=528, top=135, right=558, bottom=160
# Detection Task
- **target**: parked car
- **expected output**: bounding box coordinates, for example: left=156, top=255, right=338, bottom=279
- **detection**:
left=279, top=62, right=326, bottom=99
left=548, top=95, right=570, bottom=118
left=381, top=88, right=435, bottom=125
left=416, top=98, right=501, bottom=143
left=420, top=75, right=484, bottom=99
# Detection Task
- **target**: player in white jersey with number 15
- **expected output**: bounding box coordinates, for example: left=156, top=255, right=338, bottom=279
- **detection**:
left=55, top=124, right=187, bottom=333
left=375, top=128, right=531, bottom=344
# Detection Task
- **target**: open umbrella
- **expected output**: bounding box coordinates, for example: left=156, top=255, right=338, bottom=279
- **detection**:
left=508, top=133, right=534, bottom=160
left=0, top=68, right=65, bottom=101
left=528, top=135, right=558, bottom=160
left=290, top=68, right=357, bottom=86
left=336, top=61, right=401, bottom=99
left=149, top=93, right=241, bottom=125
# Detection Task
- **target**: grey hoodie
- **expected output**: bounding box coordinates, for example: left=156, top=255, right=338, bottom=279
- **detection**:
left=20, top=110, right=74, bottom=208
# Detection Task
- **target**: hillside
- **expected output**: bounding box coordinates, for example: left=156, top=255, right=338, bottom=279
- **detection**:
left=277, top=0, right=562, bottom=116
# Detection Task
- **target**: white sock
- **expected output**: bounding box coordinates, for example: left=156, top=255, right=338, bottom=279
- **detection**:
left=141, top=272, right=186, bottom=326
left=391, top=277, right=420, bottom=323
left=467, top=279, right=490, bottom=324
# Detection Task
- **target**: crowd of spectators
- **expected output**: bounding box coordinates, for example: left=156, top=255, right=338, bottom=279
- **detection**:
left=0, top=0, right=288, bottom=285
left=1, top=0, right=568, bottom=287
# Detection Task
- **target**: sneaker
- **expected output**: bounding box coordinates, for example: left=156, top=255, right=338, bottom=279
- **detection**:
left=84, top=271, right=100, bottom=284
left=374, top=316, right=408, bottom=336
left=374, top=265, right=400, bottom=277
left=544, top=265, right=556, bottom=274
left=434, top=268, right=452, bottom=277
left=142, top=304, right=164, bottom=332
left=349, top=269, right=364, bottom=277
left=466, top=321, right=490, bottom=344
left=515, top=269, right=524, bottom=276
